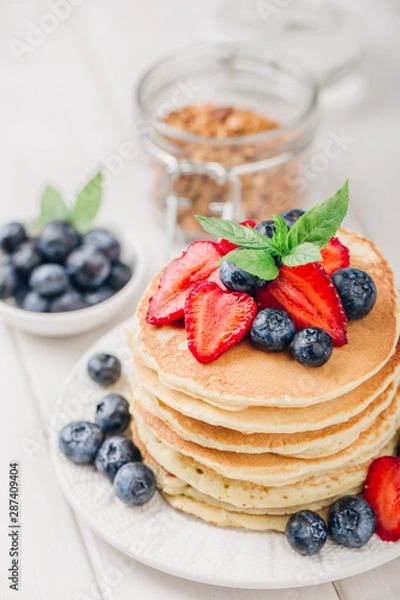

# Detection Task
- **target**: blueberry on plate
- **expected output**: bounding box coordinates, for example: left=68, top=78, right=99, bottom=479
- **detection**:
left=59, top=421, right=104, bottom=465
left=82, top=228, right=121, bottom=262
left=280, top=209, right=305, bottom=228
left=95, top=436, right=141, bottom=482
left=22, top=291, right=50, bottom=312
left=251, top=308, right=295, bottom=352
left=0, top=264, right=18, bottom=299
left=66, top=246, right=111, bottom=290
left=285, top=510, right=328, bottom=555
left=88, top=353, right=122, bottom=386
left=328, top=495, right=376, bottom=548
left=0, top=222, right=27, bottom=253
left=29, top=264, right=69, bottom=297
left=84, top=286, right=114, bottom=307
left=114, top=462, right=156, bottom=506
left=290, top=327, right=333, bottom=367
left=254, top=219, right=276, bottom=239
left=12, top=241, right=41, bottom=278
left=332, top=267, right=377, bottom=320
left=220, top=260, right=266, bottom=296
left=37, top=220, right=80, bottom=263
left=95, top=393, right=131, bottom=434
left=107, top=262, right=132, bottom=292
left=49, top=290, right=87, bottom=312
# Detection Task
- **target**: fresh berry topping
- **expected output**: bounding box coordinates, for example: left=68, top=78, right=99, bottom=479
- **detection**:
left=12, top=241, right=41, bottom=278
left=84, top=286, right=114, bottom=307
left=114, top=462, right=157, bottom=506
left=250, top=308, right=295, bottom=352
left=146, top=241, right=223, bottom=325
left=290, top=327, right=333, bottom=367
left=29, top=264, right=69, bottom=297
left=88, top=353, right=122, bottom=387
left=0, top=264, right=18, bottom=299
left=0, top=222, right=27, bottom=253
left=218, top=220, right=256, bottom=255
left=106, top=262, right=132, bottom=291
left=266, top=263, right=347, bottom=346
left=59, top=421, right=105, bottom=465
left=220, top=259, right=266, bottom=296
left=285, top=510, right=328, bottom=555
left=66, top=246, right=111, bottom=290
left=256, top=284, right=285, bottom=311
left=95, top=393, right=131, bottom=434
left=328, top=495, right=376, bottom=547
left=363, top=456, right=400, bottom=542
left=95, top=436, right=141, bottom=482
left=37, top=220, right=80, bottom=263
left=319, top=237, right=350, bottom=275
left=254, top=219, right=277, bottom=239
left=50, top=291, right=87, bottom=312
left=184, top=281, right=257, bottom=363
left=332, top=267, right=377, bottom=320
left=82, top=228, right=121, bottom=262
left=280, top=209, right=305, bottom=228
left=22, top=291, right=49, bottom=312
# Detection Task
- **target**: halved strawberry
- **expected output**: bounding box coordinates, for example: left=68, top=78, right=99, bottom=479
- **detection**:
left=185, top=281, right=257, bottom=363
left=364, top=456, right=400, bottom=542
left=218, top=219, right=256, bottom=255
left=266, top=263, right=347, bottom=346
left=146, top=241, right=223, bottom=325
left=256, top=284, right=285, bottom=311
left=319, top=237, right=350, bottom=275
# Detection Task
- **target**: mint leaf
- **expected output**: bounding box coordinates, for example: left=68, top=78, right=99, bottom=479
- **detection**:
left=223, top=249, right=279, bottom=281
left=272, top=215, right=289, bottom=255
left=39, top=185, right=70, bottom=226
left=196, top=215, right=279, bottom=253
left=287, top=180, right=349, bottom=250
left=282, top=242, right=322, bottom=267
left=70, top=170, right=102, bottom=233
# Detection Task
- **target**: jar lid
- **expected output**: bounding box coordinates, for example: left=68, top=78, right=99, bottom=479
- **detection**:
left=213, top=0, right=368, bottom=86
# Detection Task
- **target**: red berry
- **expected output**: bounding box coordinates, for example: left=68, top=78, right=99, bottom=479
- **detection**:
left=364, top=456, right=400, bottom=542
left=319, top=237, right=350, bottom=275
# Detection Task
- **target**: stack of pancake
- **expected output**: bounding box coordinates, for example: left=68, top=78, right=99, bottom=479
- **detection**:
left=127, top=230, right=400, bottom=531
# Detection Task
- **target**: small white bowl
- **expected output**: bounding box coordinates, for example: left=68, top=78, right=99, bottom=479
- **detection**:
left=0, top=222, right=146, bottom=337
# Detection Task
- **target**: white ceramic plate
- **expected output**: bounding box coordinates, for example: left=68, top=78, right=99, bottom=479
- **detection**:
left=51, top=321, right=400, bottom=589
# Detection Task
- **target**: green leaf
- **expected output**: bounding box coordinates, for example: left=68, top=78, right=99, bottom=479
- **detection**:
left=196, top=215, right=279, bottom=253
left=39, top=185, right=70, bottom=226
left=287, top=180, right=349, bottom=250
left=271, top=215, right=289, bottom=254
left=223, top=249, right=279, bottom=281
left=282, top=242, right=322, bottom=267
left=70, top=170, right=102, bottom=233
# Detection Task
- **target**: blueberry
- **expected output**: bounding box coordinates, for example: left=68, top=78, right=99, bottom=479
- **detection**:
left=0, top=264, right=18, bottom=299
left=15, top=282, right=30, bottom=307
left=66, top=247, right=111, bottom=290
left=50, top=291, right=87, bottom=312
left=290, top=327, right=333, bottom=367
left=220, top=260, right=266, bottom=296
left=114, top=462, right=156, bottom=506
left=332, top=268, right=377, bottom=320
left=82, top=229, right=121, bottom=262
left=328, top=495, right=376, bottom=548
left=285, top=510, right=328, bottom=555
left=251, top=308, right=295, bottom=352
left=0, top=222, right=27, bottom=253
left=95, top=436, right=141, bottom=482
left=280, top=209, right=305, bottom=228
left=37, top=221, right=80, bottom=263
left=59, top=421, right=105, bottom=465
left=12, top=241, right=41, bottom=278
left=22, top=291, right=50, bottom=312
left=84, top=286, right=114, bottom=307
left=95, top=393, right=131, bottom=434
left=0, top=254, right=12, bottom=267
left=29, top=264, right=69, bottom=297
left=107, top=262, right=132, bottom=292
left=254, top=219, right=276, bottom=239
left=88, top=353, right=122, bottom=386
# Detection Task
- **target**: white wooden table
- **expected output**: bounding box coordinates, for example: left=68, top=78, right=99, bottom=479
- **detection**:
left=1, top=1, right=399, bottom=598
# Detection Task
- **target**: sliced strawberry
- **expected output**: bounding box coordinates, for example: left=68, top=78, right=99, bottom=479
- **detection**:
left=364, top=456, right=400, bottom=542
left=256, top=284, right=285, bottom=311
left=146, top=241, right=223, bottom=325
left=319, top=237, right=350, bottom=275
left=185, top=281, right=257, bottom=363
left=267, top=263, right=347, bottom=346
left=218, top=219, right=256, bottom=255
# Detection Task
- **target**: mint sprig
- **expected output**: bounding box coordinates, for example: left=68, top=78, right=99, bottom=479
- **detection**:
left=196, top=180, right=349, bottom=281
left=38, top=170, right=102, bottom=233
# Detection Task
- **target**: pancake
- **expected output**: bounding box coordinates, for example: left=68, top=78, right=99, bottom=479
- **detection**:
left=130, top=229, right=399, bottom=408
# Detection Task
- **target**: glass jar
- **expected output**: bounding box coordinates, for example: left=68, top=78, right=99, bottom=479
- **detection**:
left=136, top=42, right=318, bottom=250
